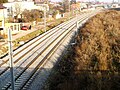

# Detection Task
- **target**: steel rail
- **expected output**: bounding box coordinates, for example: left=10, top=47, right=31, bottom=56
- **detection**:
left=0, top=16, right=77, bottom=67
left=0, top=10, right=100, bottom=90
left=0, top=13, right=91, bottom=76
left=2, top=17, right=76, bottom=90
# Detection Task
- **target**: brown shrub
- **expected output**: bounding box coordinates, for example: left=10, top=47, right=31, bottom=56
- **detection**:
left=75, top=10, right=120, bottom=71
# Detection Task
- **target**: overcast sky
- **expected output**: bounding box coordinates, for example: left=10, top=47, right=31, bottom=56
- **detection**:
left=51, top=0, right=119, bottom=3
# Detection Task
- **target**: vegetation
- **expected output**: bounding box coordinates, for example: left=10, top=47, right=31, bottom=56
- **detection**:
left=14, top=2, right=22, bottom=18
left=46, top=10, right=120, bottom=90
left=0, top=0, right=8, bottom=3
left=49, top=3, right=64, bottom=18
left=63, top=0, right=70, bottom=12
left=22, top=9, right=44, bottom=22
left=8, top=9, right=44, bottom=23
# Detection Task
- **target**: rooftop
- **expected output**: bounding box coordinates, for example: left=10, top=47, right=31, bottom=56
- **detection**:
left=0, top=4, right=6, bottom=9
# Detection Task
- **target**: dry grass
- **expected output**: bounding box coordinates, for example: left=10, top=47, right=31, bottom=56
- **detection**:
left=75, top=10, right=120, bottom=71
left=47, top=10, right=120, bottom=90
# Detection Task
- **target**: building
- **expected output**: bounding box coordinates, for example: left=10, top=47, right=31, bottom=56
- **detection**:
left=3, top=1, right=35, bottom=17
left=35, top=4, right=49, bottom=11
left=34, top=0, right=49, bottom=4
left=0, top=4, right=6, bottom=33
left=2, top=1, right=50, bottom=34
left=3, top=1, right=49, bottom=18
left=8, top=0, right=33, bottom=2
left=111, top=3, right=120, bottom=8
left=79, top=2, right=88, bottom=10
left=71, top=0, right=76, bottom=4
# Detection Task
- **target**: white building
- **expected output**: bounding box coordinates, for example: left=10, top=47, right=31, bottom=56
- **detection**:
left=3, top=1, right=49, bottom=18
left=2, top=1, right=50, bottom=34
left=0, top=4, right=7, bottom=34
left=3, top=2, right=35, bottom=17
left=80, top=2, right=88, bottom=9
left=8, top=0, right=33, bottom=2
left=35, top=4, right=49, bottom=11
left=111, top=4, right=120, bottom=8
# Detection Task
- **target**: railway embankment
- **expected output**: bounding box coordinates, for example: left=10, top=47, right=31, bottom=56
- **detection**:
left=45, top=10, right=120, bottom=90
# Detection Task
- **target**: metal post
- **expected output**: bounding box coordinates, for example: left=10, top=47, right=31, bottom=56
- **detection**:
left=112, top=0, right=114, bottom=3
left=76, top=21, right=79, bottom=30
left=76, top=9, right=79, bottom=36
left=76, top=16, right=78, bottom=35
left=69, top=0, right=70, bottom=19
left=8, top=28, right=15, bottom=90
left=1, top=8, right=5, bottom=35
left=44, top=7, right=46, bottom=32
left=76, top=9, right=78, bottom=29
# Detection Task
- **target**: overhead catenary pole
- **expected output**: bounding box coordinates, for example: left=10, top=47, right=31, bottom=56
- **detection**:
left=69, top=0, right=71, bottom=19
left=44, top=6, right=46, bottom=32
left=76, top=13, right=78, bottom=30
left=8, top=28, right=15, bottom=90
left=112, top=0, right=114, bottom=3
left=76, top=9, right=78, bottom=35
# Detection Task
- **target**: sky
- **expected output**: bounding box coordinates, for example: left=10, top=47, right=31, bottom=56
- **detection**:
left=51, top=0, right=119, bottom=3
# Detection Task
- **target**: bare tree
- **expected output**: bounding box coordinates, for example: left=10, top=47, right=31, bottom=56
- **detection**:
left=14, top=2, right=22, bottom=18
left=63, top=0, right=70, bottom=12
left=22, top=9, right=43, bottom=22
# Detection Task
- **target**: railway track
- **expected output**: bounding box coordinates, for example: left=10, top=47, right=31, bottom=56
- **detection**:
left=0, top=10, right=100, bottom=90
left=0, top=16, right=78, bottom=74
left=0, top=12, right=89, bottom=76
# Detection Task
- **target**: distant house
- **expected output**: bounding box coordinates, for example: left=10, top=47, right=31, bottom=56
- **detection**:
left=35, top=3, right=49, bottom=11
left=0, top=4, right=6, bottom=33
left=34, top=0, right=49, bottom=4
left=111, top=4, right=120, bottom=8
left=2, top=1, right=50, bottom=34
left=3, top=2, right=35, bottom=18
left=80, top=2, right=88, bottom=10
left=8, top=0, right=33, bottom=2
left=3, top=1, right=49, bottom=18
left=55, top=13, right=61, bottom=19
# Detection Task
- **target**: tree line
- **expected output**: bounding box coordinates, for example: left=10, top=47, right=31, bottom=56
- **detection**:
left=0, top=0, right=8, bottom=4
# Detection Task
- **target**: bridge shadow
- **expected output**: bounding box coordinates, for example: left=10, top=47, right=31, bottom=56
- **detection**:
left=48, top=70, right=120, bottom=90
left=109, top=8, right=120, bottom=11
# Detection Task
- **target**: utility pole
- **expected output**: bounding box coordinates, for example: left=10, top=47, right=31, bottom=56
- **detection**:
left=44, top=6, right=46, bottom=32
left=8, top=28, right=15, bottom=90
left=76, top=10, right=78, bottom=34
left=112, top=0, right=114, bottom=3
left=69, top=0, right=71, bottom=19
